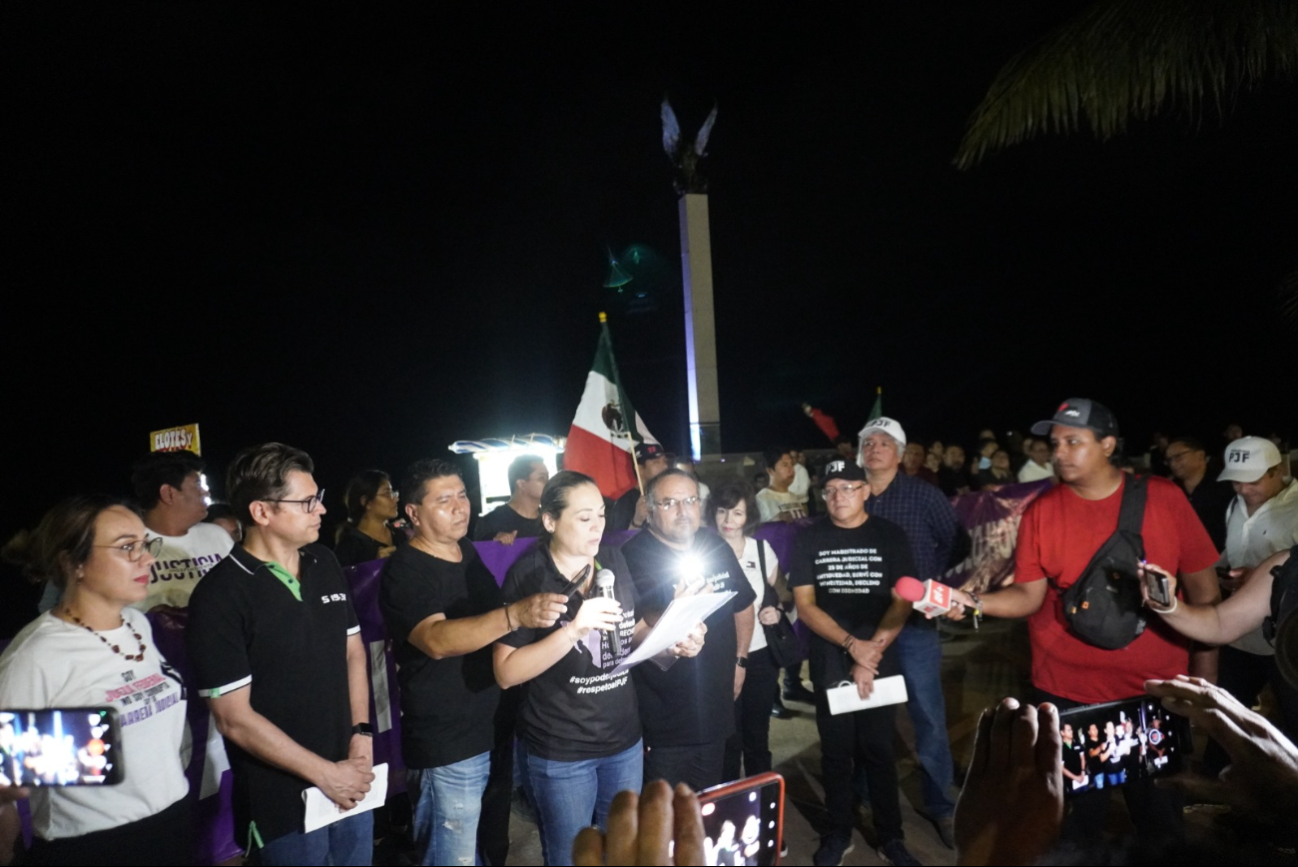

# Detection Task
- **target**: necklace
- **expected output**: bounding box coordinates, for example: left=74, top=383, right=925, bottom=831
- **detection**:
left=65, top=610, right=147, bottom=662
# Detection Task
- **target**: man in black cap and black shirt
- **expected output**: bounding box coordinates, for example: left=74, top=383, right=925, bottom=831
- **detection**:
left=621, top=468, right=757, bottom=790
left=608, top=443, right=671, bottom=532
left=790, top=459, right=920, bottom=867
left=473, top=454, right=548, bottom=544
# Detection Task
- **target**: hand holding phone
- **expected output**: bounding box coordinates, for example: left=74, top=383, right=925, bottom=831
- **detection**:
left=697, top=773, right=784, bottom=866
left=1138, top=561, right=1176, bottom=610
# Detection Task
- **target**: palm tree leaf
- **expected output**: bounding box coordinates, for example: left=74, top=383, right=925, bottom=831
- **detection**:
left=954, top=0, right=1298, bottom=169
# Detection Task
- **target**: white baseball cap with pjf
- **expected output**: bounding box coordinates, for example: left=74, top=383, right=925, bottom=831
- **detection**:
left=857, top=417, right=907, bottom=449
left=1217, top=436, right=1282, bottom=483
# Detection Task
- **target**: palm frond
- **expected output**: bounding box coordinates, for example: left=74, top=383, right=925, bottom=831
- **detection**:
left=954, top=0, right=1298, bottom=169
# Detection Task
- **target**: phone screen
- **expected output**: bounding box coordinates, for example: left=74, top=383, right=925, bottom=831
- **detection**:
left=1057, top=696, right=1187, bottom=799
left=0, top=708, right=124, bottom=787
left=697, top=772, right=784, bottom=866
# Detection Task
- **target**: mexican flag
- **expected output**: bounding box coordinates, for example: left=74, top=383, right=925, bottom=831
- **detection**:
left=564, top=316, right=658, bottom=499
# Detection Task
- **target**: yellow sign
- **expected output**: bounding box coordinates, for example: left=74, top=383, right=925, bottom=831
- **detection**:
left=150, top=423, right=201, bottom=455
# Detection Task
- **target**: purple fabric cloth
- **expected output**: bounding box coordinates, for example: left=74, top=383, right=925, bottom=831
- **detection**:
left=942, top=479, right=1052, bottom=592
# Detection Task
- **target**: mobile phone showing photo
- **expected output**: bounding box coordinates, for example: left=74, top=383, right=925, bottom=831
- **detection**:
left=0, top=708, right=124, bottom=787
left=1057, top=697, right=1187, bottom=799
left=697, top=772, right=784, bottom=866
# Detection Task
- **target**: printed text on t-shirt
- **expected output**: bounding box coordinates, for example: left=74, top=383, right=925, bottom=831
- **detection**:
left=814, top=548, right=884, bottom=594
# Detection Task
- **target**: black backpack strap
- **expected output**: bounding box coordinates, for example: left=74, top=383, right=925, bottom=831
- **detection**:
left=1117, top=474, right=1149, bottom=559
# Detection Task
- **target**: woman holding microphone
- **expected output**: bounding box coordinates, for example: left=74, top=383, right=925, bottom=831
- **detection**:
left=494, top=471, right=703, bottom=866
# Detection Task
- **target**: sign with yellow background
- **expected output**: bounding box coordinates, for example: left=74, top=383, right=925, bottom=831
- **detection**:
left=150, top=423, right=201, bottom=455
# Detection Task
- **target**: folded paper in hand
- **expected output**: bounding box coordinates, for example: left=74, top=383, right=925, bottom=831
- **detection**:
left=611, top=591, right=736, bottom=674
left=303, top=762, right=388, bottom=833
left=826, top=675, right=908, bottom=716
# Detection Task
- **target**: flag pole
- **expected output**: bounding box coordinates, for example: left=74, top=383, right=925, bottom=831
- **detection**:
left=600, top=312, right=647, bottom=496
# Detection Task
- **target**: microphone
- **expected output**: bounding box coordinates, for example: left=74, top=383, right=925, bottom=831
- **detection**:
left=896, top=576, right=953, bottom=618
left=595, top=569, right=617, bottom=666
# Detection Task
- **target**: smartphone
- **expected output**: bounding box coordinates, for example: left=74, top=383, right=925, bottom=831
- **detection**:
left=1142, top=566, right=1172, bottom=608
left=1057, top=697, right=1187, bottom=799
left=697, top=772, right=784, bottom=866
left=0, top=708, right=124, bottom=786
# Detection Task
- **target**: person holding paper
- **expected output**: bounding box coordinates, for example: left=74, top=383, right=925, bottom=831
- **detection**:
left=788, top=459, right=919, bottom=867
left=493, top=471, right=703, bottom=867
left=621, top=469, right=757, bottom=792
left=188, top=444, right=374, bottom=866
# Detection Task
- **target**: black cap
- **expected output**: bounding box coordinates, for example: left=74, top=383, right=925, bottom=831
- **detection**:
left=1030, top=398, right=1120, bottom=439
left=635, top=442, right=666, bottom=463
left=821, top=459, right=867, bottom=484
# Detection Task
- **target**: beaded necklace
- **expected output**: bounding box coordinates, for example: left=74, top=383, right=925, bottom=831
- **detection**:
left=63, top=608, right=147, bottom=662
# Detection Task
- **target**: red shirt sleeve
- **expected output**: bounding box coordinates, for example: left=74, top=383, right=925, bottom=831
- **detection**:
left=1014, top=495, right=1048, bottom=583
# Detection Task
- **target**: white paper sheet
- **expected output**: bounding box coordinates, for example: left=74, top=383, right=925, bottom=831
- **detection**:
left=302, top=762, right=388, bottom=833
left=611, top=591, right=736, bottom=674
left=825, top=675, right=908, bottom=715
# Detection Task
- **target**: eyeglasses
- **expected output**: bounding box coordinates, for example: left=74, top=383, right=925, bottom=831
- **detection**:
left=1164, top=451, right=1196, bottom=463
left=652, top=496, right=700, bottom=511
left=264, top=489, right=326, bottom=513
left=96, top=537, right=165, bottom=562
left=823, top=484, right=865, bottom=499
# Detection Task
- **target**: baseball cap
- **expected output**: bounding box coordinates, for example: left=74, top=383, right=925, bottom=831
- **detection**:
left=1217, top=436, right=1282, bottom=483
left=1030, top=398, right=1120, bottom=439
left=822, top=459, right=867, bottom=484
left=635, top=442, right=666, bottom=463
left=857, top=417, right=907, bottom=449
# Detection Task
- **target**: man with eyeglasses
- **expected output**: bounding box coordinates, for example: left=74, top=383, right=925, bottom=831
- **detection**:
left=621, top=468, right=757, bottom=790
left=856, top=416, right=967, bottom=850
left=1165, top=436, right=1232, bottom=552
left=189, top=443, right=376, bottom=866
left=790, top=459, right=920, bottom=867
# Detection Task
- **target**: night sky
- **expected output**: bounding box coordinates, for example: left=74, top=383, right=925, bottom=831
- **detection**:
left=6, top=3, right=1295, bottom=541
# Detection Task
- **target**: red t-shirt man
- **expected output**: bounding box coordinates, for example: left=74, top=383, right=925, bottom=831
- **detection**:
left=1015, top=474, right=1219, bottom=702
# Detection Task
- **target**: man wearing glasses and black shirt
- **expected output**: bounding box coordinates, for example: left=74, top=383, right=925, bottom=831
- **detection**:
left=189, top=443, right=376, bottom=866
left=790, top=460, right=920, bottom=867
left=621, top=469, right=757, bottom=790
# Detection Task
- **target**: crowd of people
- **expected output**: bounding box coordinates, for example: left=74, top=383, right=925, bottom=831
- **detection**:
left=0, top=397, right=1294, bottom=867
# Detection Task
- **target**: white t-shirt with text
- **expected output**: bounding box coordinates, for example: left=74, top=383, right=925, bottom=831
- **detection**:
left=0, top=610, right=190, bottom=840
left=136, top=522, right=234, bottom=610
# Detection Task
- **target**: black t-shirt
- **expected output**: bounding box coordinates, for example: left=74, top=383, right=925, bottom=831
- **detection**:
left=187, top=544, right=360, bottom=845
left=334, top=524, right=407, bottom=567
left=498, top=544, right=642, bottom=761
left=608, top=489, right=642, bottom=533
left=379, top=539, right=502, bottom=769
left=937, top=465, right=968, bottom=497
left=787, top=516, right=915, bottom=689
left=620, top=529, right=757, bottom=747
left=1063, top=740, right=1086, bottom=780
left=473, top=503, right=544, bottom=542
left=1180, top=478, right=1233, bottom=553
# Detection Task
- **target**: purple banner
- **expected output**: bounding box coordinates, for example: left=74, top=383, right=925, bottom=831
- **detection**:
left=942, top=479, right=1052, bottom=593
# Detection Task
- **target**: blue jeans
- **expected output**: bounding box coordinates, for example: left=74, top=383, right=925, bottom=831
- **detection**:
left=256, top=810, right=372, bottom=866
left=894, top=625, right=955, bottom=817
left=407, top=751, right=491, bottom=867
left=527, top=740, right=643, bottom=867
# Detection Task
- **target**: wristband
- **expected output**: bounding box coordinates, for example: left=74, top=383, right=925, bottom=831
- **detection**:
left=1151, top=597, right=1179, bottom=615
left=736, top=656, right=748, bottom=669
left=351, top=722, right=373, bottom=737
left=503, top=603, right=517, bottom=632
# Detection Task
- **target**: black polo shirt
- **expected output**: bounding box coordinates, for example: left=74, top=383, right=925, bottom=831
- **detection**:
left=1178, top=477, right=1233, bottom=553
left=187, top=543, right=360, bottom=846
left=620, top=529, right=756, bottom=747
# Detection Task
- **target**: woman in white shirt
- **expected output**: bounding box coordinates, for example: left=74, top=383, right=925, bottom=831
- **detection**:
left=709, top=483, right=784, bottom=780
left=0, top=495, right=191, bottom=865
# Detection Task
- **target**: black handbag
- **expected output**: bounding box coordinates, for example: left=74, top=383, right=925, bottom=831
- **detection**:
left=1060, top=475, right=1149, bottom=650
left=757, top=540, right=801, bottom=667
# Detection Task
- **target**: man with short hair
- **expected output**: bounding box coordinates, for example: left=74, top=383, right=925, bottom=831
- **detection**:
left=188, top=443, right=375, bottom=865
left=937, top=444, right=970, bottom=497
left=132, top=450, right=234, bottom=609
left=756, top=448, right=807, bottom=523
left=947, top=399, right=1221, bottom=846
left=790, top=459, right=920, bottom=867
left=1166, top=436, right=1233, bottom=552
left=1206, top=436, right=1298, bottom=766
left=609, top=442, right=671, bottom=531
left=1017, top=437, right=1056, bottom=484
left=473, top=454, right=548, bottom=544
left=621, top=469, right=757, bottom=790
left=901, top=442, right=939, bottom=487
left=382, top=459, right=566, bottom=866
left=857, top=416, right=967, bottom=847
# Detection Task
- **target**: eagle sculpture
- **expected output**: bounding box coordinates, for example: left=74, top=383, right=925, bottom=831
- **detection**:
left=661, top=97, right=717, bottom=195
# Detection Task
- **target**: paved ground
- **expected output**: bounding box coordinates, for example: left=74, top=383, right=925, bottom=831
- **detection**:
left=458, top=618, right=1292, bottom=865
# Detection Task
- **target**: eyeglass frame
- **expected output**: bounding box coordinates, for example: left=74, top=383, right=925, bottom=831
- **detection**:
left=262, top=488, right=327, bottom=514
left=823, top=483, right=866, bottom=499
left=94, top=536, right=165, bottom=562
left=650, top=495, right=701, bottom=511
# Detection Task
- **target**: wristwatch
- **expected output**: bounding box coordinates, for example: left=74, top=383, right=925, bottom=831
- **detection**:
left=351, top=722, right=374, bottom=737
left=735, top=657, right=748, bottom=669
